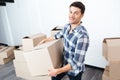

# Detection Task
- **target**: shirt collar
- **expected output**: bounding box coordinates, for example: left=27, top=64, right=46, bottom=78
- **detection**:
left=74, top=25, right=82, bottom=32
left=68, top=23, right=82, bottom=33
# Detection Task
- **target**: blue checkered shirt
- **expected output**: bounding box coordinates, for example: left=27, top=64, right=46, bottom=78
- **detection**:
left=54, top=23, right=89, bottom=76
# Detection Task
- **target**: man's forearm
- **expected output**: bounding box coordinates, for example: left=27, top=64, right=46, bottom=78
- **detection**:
left=57, top=64, right=72, bottom=74
left=47, top=36, right=55, bottom=41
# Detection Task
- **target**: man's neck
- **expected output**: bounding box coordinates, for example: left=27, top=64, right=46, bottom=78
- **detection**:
left=70, top=22, right=81, bottom=30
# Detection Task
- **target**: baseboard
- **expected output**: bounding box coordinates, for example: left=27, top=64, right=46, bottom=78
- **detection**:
left=85, top=64, right=104, bottom=71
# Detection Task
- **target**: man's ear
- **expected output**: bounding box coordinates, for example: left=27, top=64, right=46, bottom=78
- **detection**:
left=81, top=13, right=84, bottom=18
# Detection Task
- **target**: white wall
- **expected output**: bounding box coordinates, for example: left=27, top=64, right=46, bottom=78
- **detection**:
left=0, top=7, right=14, bottom=45
left=83, top=0, right=120, bottom=67
left=0, top=0, right=120, bottom=68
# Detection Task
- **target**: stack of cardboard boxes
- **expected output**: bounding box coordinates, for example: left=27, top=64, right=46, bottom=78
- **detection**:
left=13, top=33, right=63, bottom=80
left=0, top=45, right=15, bottom=64
left=102, top=38, right=120, bottom=80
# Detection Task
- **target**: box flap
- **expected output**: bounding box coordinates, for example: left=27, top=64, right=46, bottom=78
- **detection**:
left=103, top=38, right=120, bottom=47
left=34, top=40, right=57, bottom=50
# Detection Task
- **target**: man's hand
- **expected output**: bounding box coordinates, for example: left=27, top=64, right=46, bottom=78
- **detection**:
left=48, top=68, right=59, bottom=77
left=38, top=36, right=54, bottom=45
left=48, top=64, right=72, bottom=77
left=38, top=39, right=46, bottom=45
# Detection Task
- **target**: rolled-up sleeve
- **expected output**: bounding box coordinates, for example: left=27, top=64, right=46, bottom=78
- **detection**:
left=54, top=29, right=64, bottom=39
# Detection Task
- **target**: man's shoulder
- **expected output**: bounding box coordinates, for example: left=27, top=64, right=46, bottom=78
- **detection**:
left=62, top=23, right=70, bottom=30
left=64, top=23, right=70, bottom=27
left=77, top=26, right=89, bottom=37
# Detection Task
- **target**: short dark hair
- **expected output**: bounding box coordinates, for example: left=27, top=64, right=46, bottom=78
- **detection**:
left=70, top=1, right=85, bottom=14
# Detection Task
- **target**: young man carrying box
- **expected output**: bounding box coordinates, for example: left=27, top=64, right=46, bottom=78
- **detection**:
left=39, top=1, right=89, bottom=80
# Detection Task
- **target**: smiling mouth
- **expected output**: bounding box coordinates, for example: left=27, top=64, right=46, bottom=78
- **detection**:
left=69, top=17, right=74, bottom=20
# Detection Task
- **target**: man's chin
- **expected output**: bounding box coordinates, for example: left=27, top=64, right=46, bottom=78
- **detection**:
left=69, top=22, right=76, bottom=24
left=69, top=21, right=75, bottom=24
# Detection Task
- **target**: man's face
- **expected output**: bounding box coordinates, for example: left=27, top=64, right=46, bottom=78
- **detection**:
left=69, top=6, right=83, bottom=24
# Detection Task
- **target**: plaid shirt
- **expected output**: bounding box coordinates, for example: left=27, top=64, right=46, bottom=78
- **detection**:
left=54, top=23, right=89, bottom=76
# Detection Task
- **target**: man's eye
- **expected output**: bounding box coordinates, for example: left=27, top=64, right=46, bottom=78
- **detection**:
left=74, top=12, right=79, bottom=15
left=70, top=11, right=72, bottom=13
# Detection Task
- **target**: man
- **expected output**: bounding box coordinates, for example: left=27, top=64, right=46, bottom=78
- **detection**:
left=39, top=1, right=89, bottom=80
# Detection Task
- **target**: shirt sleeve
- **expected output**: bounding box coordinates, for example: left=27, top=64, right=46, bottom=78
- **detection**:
left=68, top=34, right=89, bottom=70
left=54, top=28, right=64, bottom=39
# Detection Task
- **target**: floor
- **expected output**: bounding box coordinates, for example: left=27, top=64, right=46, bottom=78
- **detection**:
left=0, top=61, right=104, bottom=80
left=81, top=65, right=104, bottom=80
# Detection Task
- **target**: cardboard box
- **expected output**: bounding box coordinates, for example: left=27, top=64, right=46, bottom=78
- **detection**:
left=102, top=67, right=110, bottom=80
left=0, top=46, right=15, bottom=58
left=0, top=46, right=15, bottom=64
left=103, top=38, right=120, bottom=61
left=13, top=60, right=51, bottom=80
left=22, top=33, right=46, bottom=51
left=25, top=39, right=63, bottom=76
left=13, top=60, right=31, bottom=78
left=14, top=48, right=26, bottom=62
left=0, top=46, right=3, bottom=49
left=102, top=69, right=114, bottom=80
left=14, top=61, right=50, bottom=80
left=102, top=66, right=117, bottom=80
left=0, top=46, right=8, bottom=52
left=25, top=76, right=51, bottom=80
left=0, top=53, right=14, bottom=64
left=14, top=39, right=63, bottom=76
left=51, top=26, right=63, bottom=36
left=109, top=61, right=120, bottom=79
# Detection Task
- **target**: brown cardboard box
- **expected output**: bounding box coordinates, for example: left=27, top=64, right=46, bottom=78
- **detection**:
left=25, top=39, right=63, bottom=76
left=103, top=41, right=107, bottom=60
left=14, top=39, right=63, bottom=76
left=13, top=60, right=32, bottom=78
left=0, top=46, right=3, bottom=49
left=0, top=46, right=14, bottom=58
left=103, top=38, right=120, bottom=61
left=14, top=48, right=50, bottom=77
left=13, top=60, right=51, bottom=80
left=0, top=46, right=8, bottom=52
left=14, top=61, right=50, bottom=80
left=14, top=48, right=26, bottom=62
left=51, top=26, right=63, bottom=36
left=22, top=33, right=46, bottom=51
left=25, top=76, right=51, bottom=80
left=109, top=61, right=120, bottom=79
left=102, top=66, right=117, bottom=80
left=0, top=53, right=14, bottom=64
left=0, top=46, right=15, bottom=64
